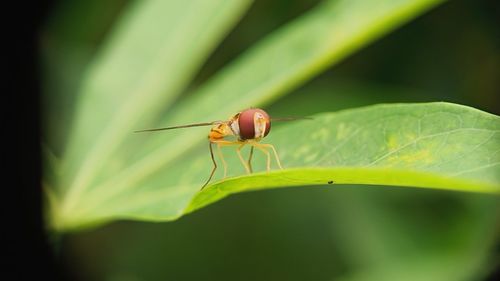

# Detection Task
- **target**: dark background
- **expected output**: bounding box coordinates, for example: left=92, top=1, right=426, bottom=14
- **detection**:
left=7, top=1, right=66, bottom=280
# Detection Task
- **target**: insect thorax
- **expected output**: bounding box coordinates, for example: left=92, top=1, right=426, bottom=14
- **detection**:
left=208, top=123, right=234, bottom=140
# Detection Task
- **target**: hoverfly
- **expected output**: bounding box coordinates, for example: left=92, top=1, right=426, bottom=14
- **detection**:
left=135, top=108, right=310, bottom=189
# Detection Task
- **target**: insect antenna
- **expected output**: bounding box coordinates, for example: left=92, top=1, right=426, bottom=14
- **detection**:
left=134, top=121, right=224, bottom=133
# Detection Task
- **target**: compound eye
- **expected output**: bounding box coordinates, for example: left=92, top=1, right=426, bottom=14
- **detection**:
left=257, top=110, right=271, bottom=137
left=238, top=108, right=271, bottom=140
left=238, top=110, right=255, bottom=140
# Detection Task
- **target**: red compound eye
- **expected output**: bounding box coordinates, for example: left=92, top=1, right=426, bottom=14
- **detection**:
left=238, top=108, right=271, bottom=140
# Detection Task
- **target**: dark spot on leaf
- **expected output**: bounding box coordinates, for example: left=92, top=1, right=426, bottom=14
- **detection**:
left=327, top=180, right=334, bottom=184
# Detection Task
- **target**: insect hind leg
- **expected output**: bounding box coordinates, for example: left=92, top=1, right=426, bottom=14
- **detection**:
left=253, top=143, right=283, bottom=170
left=252, top=144, right=271, bottom=171
left=247, top=146, right=254, bottom=173
left=236, top=143, right=251, bottom=174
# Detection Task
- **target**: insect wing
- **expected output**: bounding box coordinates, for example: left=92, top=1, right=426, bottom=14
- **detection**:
left=271, top=116, right=313, bottom=122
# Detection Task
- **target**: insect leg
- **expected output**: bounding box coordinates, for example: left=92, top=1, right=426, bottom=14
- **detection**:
left=252, top=144, right=271, bottom=171
left=201, top=142, right=217, bottom=190
left=255, top=143, right=283, bottom=170
left=236, top=143, right=251, bottom=174
left=247, top=146, right=254, bottom=173
left=211, top=140, right=249, bottom=175
left=216, top=143, right=228, bottom=178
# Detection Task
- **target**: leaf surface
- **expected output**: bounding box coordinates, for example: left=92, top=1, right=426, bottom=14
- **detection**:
left=186, top=103, right=500, bottom=212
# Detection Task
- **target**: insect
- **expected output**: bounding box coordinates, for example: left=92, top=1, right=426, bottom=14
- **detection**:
left=135, top=108, right=310, bottom=189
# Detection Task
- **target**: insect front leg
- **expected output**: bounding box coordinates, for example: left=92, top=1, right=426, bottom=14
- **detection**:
left=216, top=143, right=228, bottom=178
left=211, top=140, right=251, bottom=176
left=201, top=142, right=217, bottom=190
left=236, top=143, right=251, bottom=174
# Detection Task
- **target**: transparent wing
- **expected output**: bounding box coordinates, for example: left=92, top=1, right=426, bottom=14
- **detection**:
left=134, top=120, right=226, bottom=133
left=271, top=116, right=313, bottom=122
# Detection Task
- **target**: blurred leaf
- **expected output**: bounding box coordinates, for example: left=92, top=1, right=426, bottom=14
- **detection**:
left=110, top=0, right=447, bottom=197
left=57, top=0, right=253, bottom=208
left=48, top=0, right=450, bottom=231
left=41, top=0, right=128, bottom=152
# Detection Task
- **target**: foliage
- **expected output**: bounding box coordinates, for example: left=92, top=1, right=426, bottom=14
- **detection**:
left=42, top=0, right=500, bottom=280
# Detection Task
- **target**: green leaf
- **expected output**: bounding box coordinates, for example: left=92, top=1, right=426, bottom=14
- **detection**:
left=187, top=102, right=500, bottom=213
left=53, top=102, right=499, bottom=231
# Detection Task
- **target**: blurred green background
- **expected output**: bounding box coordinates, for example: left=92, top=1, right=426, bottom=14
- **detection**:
left=41, top=0, right=499, bottom=280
